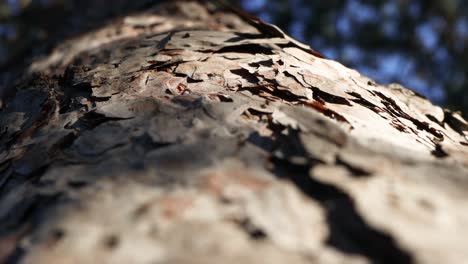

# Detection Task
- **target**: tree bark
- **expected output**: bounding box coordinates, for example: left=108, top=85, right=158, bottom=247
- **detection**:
left=1, top=1, right=468, bottom=263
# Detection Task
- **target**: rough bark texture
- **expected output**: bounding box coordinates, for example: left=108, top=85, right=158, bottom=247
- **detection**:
left=1, top=1, right=468, bottom=263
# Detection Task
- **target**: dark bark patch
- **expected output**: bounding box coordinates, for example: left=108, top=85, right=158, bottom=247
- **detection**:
left=186, top=77, right=203, bottom=83
left=443, top=111, right=468, bottom=138
left=224, top=33, right=266, bottom=42
left=214, top=44, right=275, bottom=55
left=426, top=114, right=444, bottom=127
left=248, top=59, right=274, bottom=68
left=239, top=84, right=305, bottom=103
left=373, top=91, right=444, bottom=140
left=237, top=218, right=268, bottom=240
left=49, top=228, right=66, bottom=244
left=347, top=92, right=383, bottom=113
left=311, top=87, right=352, bottom=106
left=67, top=180, right=88, bottom=189
left=103, top=234, right=120, bottom=250
left=431, top=144, right=449, bottom=158
left=336, top=158, right=372, bottom=178
left=230, top=69, right=260, bottom=83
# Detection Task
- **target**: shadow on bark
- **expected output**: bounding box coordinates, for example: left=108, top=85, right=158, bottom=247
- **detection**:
left=249, top=128, right=414, bottom=264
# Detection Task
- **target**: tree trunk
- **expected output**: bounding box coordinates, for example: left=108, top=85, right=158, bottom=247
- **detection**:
left=1, top=1, right=468, bottom=263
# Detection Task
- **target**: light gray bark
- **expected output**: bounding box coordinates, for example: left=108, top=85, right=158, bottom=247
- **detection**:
left=1, top=1, right=467, bottom=263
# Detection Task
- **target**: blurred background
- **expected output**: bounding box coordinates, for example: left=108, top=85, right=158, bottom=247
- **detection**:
left=1, top=0, right=467, bottom=115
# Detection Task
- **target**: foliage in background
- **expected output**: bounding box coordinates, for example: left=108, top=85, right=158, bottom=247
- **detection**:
left=1, top=0, right=467, bottom=115
left=237, top=0, right=468, bottom=115
left=0, top=0, right=67, bottom=69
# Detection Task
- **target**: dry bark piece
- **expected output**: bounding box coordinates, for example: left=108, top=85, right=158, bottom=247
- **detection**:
left=0, top=1, right=467, bottom=264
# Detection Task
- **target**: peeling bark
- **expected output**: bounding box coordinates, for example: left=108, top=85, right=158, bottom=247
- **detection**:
left=1, top=1, right=467, bottom=264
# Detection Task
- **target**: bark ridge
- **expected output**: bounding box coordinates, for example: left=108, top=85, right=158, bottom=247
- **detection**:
left=0, top=1, right=467, bottom=263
